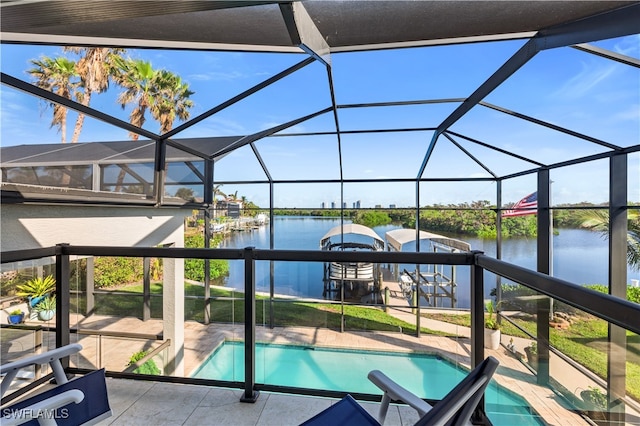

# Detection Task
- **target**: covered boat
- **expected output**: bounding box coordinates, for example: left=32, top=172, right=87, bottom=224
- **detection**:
left=320, top=224, right=384, bottom=302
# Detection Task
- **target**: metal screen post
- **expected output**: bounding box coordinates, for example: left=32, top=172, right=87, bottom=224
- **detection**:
left=536, top=169, right=552, bottom=386
left=470, top=251, right=486, bottom=422
left=608, top=153, right=627, bottom=423
left=241, top=247, right=259, bottom=403
left=204, top=208, right=212, bottom=325
left=55, top=244, right=71, bottom=360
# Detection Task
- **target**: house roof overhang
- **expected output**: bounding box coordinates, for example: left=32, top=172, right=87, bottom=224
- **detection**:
left=1, top=1, right=636, bottom=52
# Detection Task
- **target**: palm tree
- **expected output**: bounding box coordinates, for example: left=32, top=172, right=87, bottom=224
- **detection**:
left=28, top=56, right=78, bottom=144
left=114, top=58, right=157, bottom=140
left=113, top=58, right=194, bottom=191
left=580, top=210, right=640, bottom=271
left=64, top=47, right=125, bottom=144
left=151, top=70, right=194, bottom=134
left=115, top=59, right=194, bottom=138
left=213, top=184, right=226, bottom=200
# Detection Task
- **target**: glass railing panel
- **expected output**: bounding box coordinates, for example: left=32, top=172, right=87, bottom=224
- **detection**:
left=1, top=257, right=59, bottom=395
left=543, top=299, right=640, bottom=424
left=496, top=282, right=640, bottom=425
left=248, top=257, right=474, bottom=394
left=187, top=255, right=244, bottom=381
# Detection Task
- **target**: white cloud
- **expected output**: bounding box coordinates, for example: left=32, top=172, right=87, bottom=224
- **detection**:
left=188, top=70, right=246, bottom=82
left=609, top=103, right=640, bottom=123
left=613, top=35, right=640, bottom=58
left=553, top=61, right=618, bottom=99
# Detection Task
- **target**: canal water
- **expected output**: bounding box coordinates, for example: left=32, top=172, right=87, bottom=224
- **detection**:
left=218, top=216, right=639, bottom=308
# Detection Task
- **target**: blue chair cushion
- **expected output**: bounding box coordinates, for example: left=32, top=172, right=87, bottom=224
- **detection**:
left=2, top=369, right=111, bottom=426
left=300, top=394, right=379, bottom=426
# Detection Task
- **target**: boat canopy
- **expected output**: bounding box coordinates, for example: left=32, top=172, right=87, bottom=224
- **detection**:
left=320, top=224, right=385, bottom=250
left=385, top=229, right=471, bottom=252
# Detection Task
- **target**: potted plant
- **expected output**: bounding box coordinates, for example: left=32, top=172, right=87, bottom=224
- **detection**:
left=524, top=341, right=538, bottom=371
left=580, top=386, right=607, bottom=422
left=16, top=275, right=56, bottom=308
left=484, top=300, right=501, bottom=350
left=34, top=296, right=56, bottom=321
left=127, top=350, right=161, bottom=375
left=7, top=309, right=25, bottom=324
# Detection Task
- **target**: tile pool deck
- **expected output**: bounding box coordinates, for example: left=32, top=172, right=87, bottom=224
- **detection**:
left=51, top=314, right=590, bottom=425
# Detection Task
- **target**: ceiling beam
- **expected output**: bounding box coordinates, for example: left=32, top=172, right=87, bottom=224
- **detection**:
left=280, top=2, right=331, bottom=66
left=571, top=43, right=640, bottom=68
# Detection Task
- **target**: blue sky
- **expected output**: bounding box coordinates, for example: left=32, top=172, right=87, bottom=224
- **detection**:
left=1, top=35, right=638, bottom=208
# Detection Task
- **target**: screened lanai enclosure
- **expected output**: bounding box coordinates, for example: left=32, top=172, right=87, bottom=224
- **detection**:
left=1, top=2, right=640, bottom=425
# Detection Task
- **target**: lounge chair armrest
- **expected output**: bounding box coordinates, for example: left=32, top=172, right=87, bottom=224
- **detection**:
left=2, top=389, right=84, bottom=426
left=1, top=344, right=83, bottom=398
left=368, top=370, right=432, bottom=417
left=0, top=344, right=83, bottom=375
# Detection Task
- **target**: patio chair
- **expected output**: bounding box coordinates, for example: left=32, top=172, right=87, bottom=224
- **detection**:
left=1, top=343, right=112, bottom=426
left=301, top=356, right=499, bottom=426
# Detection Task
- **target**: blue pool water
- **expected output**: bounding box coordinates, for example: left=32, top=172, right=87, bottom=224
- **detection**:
left=192, top=341, right=544, bottom=425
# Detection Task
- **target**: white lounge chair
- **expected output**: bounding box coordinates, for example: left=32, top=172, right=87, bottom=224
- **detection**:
left=1, top=344, right=112, bottom=426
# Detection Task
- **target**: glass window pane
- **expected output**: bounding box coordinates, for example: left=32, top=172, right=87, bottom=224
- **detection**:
left=342, top=131, right=433, bottom=179
left=273, top=182, right=340, bottom=209
left=551, top=160, right=609, bottom=206
left=214, top=144, right=267, bottom=182
left=256, top=135, right=340, bottom=180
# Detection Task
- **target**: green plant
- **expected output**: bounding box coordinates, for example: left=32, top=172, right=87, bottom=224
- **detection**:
left=9, top=309, right=23, bottom=316
left=15, top=275, right=56, bottom=298
left=127, top=350, right=160, bottom=375
left=580, top=386, right=607, bottom=411
left=484, top=300, right=500, bottom=330
left=94, top=257, right=143, bottom=288
left=34, top=296, right=56, bottom=312
left=528, top=341, right=537, bottom=355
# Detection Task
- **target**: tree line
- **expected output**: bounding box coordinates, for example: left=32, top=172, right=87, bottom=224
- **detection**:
left=272, top=201, right=639, bottom=239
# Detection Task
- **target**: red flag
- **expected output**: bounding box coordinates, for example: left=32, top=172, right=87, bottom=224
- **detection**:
left=503, top=192, right=537, bottom=217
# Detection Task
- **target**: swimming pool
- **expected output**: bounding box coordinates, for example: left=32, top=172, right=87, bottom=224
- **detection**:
left=192, top=341, right=544, bottom=425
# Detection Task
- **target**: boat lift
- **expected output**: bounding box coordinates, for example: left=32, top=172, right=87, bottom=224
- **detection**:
left=320, top=224, right=385, bottom=303
left=385, top=229, right=471, bottom=309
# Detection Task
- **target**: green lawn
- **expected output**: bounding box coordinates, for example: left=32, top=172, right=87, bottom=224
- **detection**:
left=71, top=282, right=450, bottom=336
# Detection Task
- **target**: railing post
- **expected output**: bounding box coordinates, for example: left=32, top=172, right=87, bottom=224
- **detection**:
left=55, top=243, right=71, bottom=364
left=470, top=251, right=484, bottom=368
left=98, top=335, right=103, bottom=368
left=34, top=327, right=43, bottom=379
left=470, top=251, right=486, bottom=422
left=536, top=298, right=550, bottom=386
left=241, top=247, right=259, bottom=403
